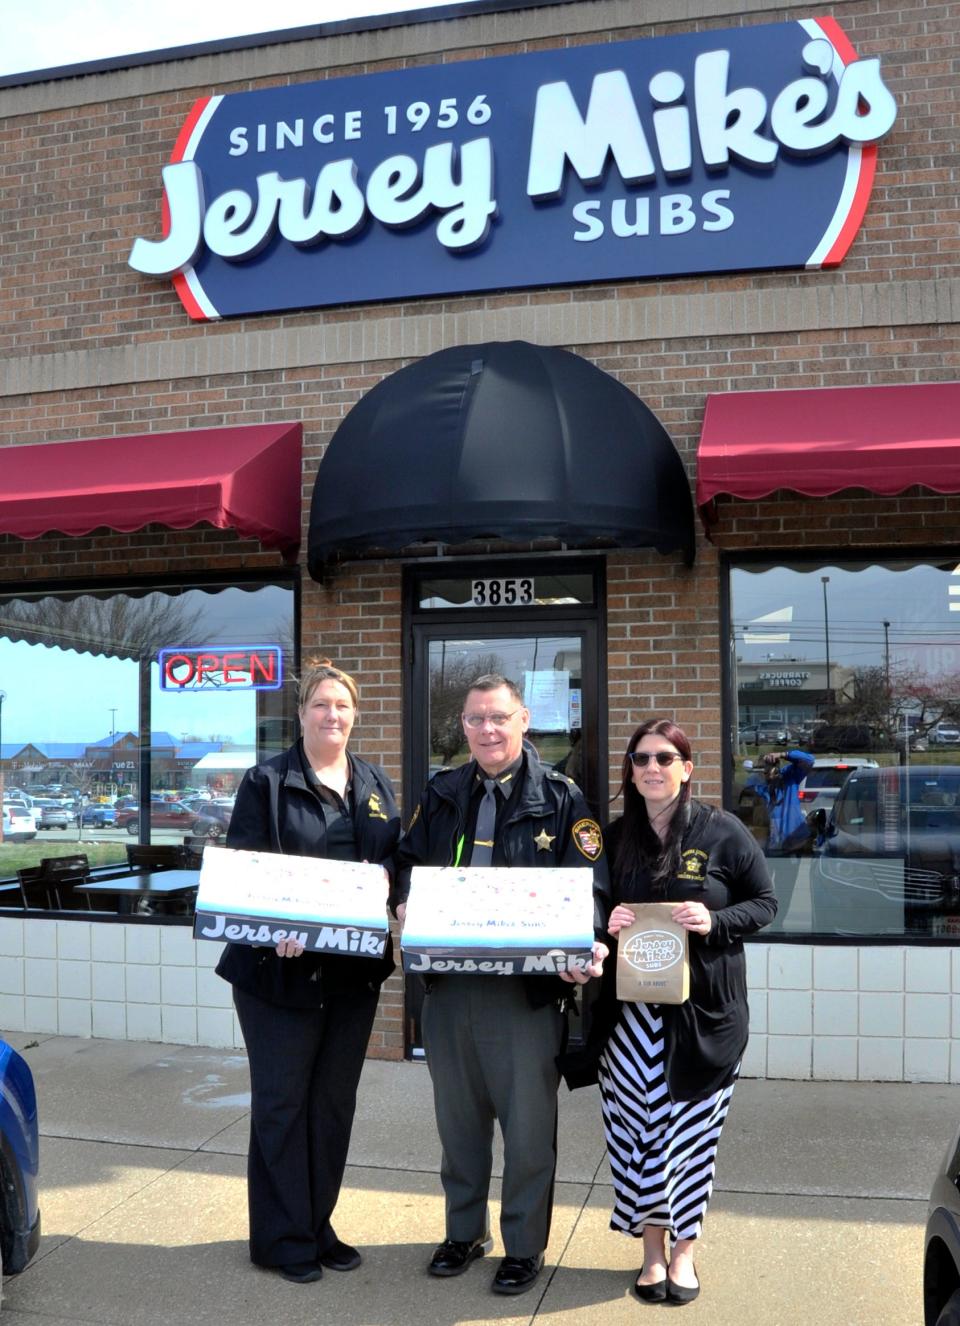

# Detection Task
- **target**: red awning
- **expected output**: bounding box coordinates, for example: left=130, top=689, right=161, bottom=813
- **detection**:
left=697, top=382, right=960, bottom=521
left=0, top=423, right=302, bottom=554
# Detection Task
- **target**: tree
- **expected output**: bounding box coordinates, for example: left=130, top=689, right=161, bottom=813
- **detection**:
left=0, top=591, right=204, bottom=661
left=429, top=653, right=504, bottom=764
left=823, top=664, right=960, bottom=749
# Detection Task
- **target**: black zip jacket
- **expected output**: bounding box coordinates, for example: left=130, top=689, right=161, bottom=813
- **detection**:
left=393, top=752, right=610, bottom=1007
left=560, top=799, right=777, bottom=1100
left=216, top=742, right=400, bottom=1008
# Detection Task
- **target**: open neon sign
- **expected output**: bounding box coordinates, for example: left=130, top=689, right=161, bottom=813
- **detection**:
left=159, top=645, right=284, bottom=691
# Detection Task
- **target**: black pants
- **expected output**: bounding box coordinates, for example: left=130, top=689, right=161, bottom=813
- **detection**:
left=234, top=981, right=380, bottom=1267
left=422, top=976, right=563, bottom=1258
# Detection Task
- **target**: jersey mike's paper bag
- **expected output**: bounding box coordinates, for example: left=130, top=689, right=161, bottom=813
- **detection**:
left=616, top=903, right=689, bottom=1004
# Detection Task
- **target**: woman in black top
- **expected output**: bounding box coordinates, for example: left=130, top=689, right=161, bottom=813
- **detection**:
left=217, top=659, right=400, bottom=1284
left=563, top=718, right=776, bottom=1307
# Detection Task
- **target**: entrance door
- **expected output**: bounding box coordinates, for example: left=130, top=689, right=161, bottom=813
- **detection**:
left=411, top=628, right=601, bottom=811
left=402, top=560, right=606, bottom=1055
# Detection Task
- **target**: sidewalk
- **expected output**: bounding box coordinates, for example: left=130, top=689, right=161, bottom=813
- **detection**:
left=0, top=1030, right=946, bottom=1325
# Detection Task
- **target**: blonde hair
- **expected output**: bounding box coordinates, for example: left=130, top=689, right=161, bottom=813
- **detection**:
left=298, top=657, right=359, bottom=710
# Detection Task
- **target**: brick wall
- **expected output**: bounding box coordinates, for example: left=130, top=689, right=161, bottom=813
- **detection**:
left=2, top=0, right=959, bottom=1062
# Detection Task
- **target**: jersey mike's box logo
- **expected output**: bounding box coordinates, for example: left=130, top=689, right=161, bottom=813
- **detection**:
left=128, top=19, right=897, bottom=320
left=401, top=865, right=595, bottom=975
left=193, top=845, right=389, bottom=957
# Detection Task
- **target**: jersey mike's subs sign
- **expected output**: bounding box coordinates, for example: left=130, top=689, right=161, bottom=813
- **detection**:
left=129, top=19, right=897, bottom=321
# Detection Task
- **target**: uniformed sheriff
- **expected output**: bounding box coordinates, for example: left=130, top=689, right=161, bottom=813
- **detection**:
left=393, top=672, right=609, bottom=1296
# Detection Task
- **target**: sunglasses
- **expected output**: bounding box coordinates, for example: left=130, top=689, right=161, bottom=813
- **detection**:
left=629, top=751, right=684, bottom=768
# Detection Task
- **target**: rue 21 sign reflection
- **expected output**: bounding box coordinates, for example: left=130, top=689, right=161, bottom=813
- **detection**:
left=128, top=18, right=897, bottom=321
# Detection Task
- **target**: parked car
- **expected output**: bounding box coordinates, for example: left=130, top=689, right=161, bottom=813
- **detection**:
left=0, top=1038, right=41, bottom=1282
left=932, top=723, right=960, bottom=746
left=80, top=804, right=117, bottom=827
left=33, top=799, right=73, bottom=831
left=810, top=723, right=876, bottom=753
left=925, top=1119, right=960, bottom=1323
left=798, top=757, right=880, bottom=817
left=193, top=800, right=232, bottom=832
left=10, top=793, right=43, bottom=830
left=811, top=765, right=960, bottom=936
left=1, top=804, right=36, bottom=842
left=114, top=801, right=196, bottom=835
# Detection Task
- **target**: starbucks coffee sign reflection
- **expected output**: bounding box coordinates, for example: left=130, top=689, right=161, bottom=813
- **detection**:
left=128, top=19, right=896, bottom=320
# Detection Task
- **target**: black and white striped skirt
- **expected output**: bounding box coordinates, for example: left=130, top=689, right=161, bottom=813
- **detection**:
left=598, top=1000, right=736, bottom=1242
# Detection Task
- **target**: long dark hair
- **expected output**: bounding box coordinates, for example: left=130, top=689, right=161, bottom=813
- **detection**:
left=614, top=718, right=693, bottom=892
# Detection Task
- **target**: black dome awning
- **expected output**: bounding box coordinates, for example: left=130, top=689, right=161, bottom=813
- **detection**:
left=308, top=341, right=695, bottom=576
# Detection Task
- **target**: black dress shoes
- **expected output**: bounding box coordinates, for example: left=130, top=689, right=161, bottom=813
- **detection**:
left=428, top=1235, right=493, bottom=1277
left=666, top=1273, right=701, bottom=1305
left=319, top=1239, right=362, bottom=1272
left=633, top=1269, right=668, bottom=1303
left=491, top=1252, right=545, bottom=1295
left=278, top=1261, right=323, bottom=1283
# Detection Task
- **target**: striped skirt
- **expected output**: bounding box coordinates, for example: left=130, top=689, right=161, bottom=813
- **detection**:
left=598, top=1000, right=736, bottom=1242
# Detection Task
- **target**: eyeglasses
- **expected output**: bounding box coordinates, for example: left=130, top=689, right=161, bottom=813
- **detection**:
left=629, top=751, right=684, bottom=768
left=463, top=709, right=521, bottom=729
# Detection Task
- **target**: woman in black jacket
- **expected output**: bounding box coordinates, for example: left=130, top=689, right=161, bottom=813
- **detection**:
left=564, top=718, right=776, bottom=1307
left=217, top=659, right=400, bottom=1284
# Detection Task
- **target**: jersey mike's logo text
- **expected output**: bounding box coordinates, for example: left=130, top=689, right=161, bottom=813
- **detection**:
left=128, top=20, right=897, bottom=320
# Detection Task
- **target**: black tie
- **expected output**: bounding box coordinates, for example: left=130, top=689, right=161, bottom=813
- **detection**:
left=472, top=777, right=499, bottom=866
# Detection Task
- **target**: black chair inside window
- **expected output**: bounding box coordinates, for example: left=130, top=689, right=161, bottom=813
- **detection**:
left=126, top=844, right=188, bottom=872
left=181, top=835, right=208, bottom=868
left=18, top=855, right=91, bottom=910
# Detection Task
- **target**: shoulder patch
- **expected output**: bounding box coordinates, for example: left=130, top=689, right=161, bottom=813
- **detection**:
left=366, top=791, right=389, bottom=822
left=572, top=818, right=603, bottom=861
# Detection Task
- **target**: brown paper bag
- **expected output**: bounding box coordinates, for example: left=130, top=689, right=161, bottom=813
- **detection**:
left=616, top=903, right=690, bottom=1004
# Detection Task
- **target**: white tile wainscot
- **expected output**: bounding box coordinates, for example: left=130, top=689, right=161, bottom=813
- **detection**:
left=1, top=921, right=957, bottom=1080
left=742, top=942, right=955, bottom=1084
left=0, top=916, right=239, bottom=1049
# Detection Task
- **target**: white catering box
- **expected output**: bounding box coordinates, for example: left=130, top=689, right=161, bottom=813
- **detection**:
left=193, top=845, right=389, bottom=957
left=401, top=866, right=595, bottom=975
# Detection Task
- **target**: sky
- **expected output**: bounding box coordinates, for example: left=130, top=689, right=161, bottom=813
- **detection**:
left=0, top=0, right=454, bottom=78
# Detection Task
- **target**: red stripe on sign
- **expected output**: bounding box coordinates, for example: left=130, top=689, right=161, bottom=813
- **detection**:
left=822, top=145, right=877, bottom=267
left=815, top=16, right=858, bottom=66
left=170, top=96, right=212, bottom=164
left=166, top=97, right=213, bottom=320
left=812, top=17, right=875, bottom=269
left=172, top=272, right=210, bottom=321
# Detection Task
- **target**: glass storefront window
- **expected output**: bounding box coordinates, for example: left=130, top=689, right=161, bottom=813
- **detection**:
left=0, top=577, right=295, bottom=917
left=728, top=557, right=960, bottom=939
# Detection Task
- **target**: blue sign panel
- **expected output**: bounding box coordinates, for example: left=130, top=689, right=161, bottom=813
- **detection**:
left=129, top=18, right=896, bottom=320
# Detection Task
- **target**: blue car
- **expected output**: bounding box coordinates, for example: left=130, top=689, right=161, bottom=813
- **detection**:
left=0, top=1039, right=40, bottom=1278
left=80, top=805, right=116, bottom=827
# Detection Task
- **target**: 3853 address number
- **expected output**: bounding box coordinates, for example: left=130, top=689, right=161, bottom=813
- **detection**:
left=471, top=577, right=535, bottom=606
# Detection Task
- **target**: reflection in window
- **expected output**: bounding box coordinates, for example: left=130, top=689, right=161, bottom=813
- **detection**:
left=728, top=559, right=960, bottom=939
left=0, top=580, right=295, bottom=918
left=427, top=637, right=582, bottom=776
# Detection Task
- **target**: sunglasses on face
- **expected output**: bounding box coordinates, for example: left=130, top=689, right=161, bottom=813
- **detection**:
left=629, top=751, right=684, bottom=768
